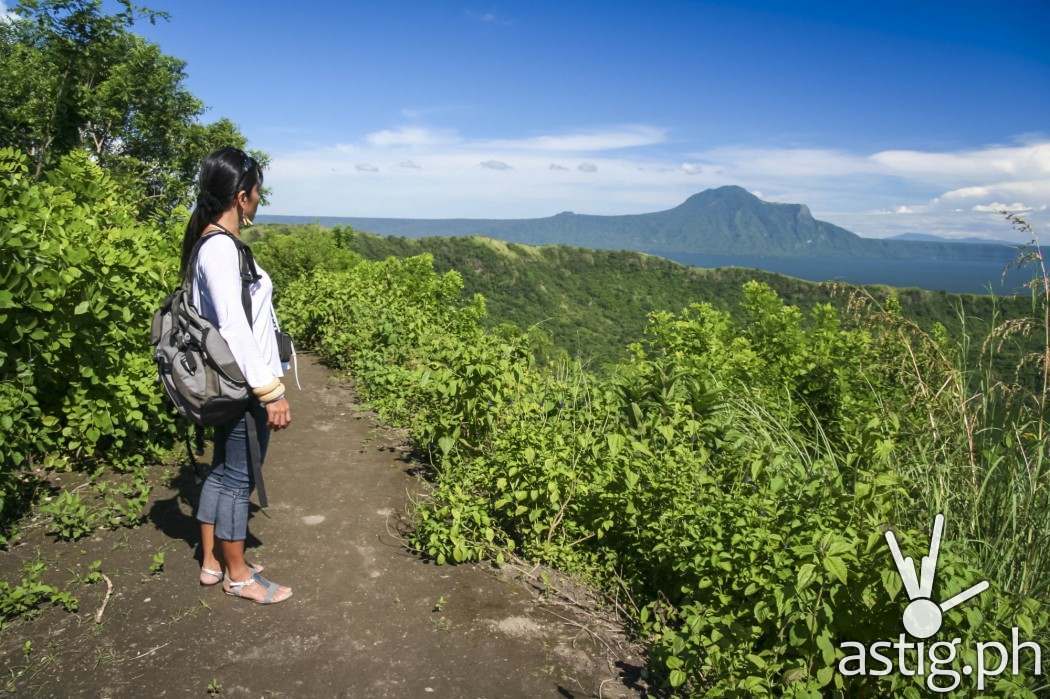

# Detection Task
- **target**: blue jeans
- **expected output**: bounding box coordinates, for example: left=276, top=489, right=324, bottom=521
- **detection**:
left=195, top=402, right=269, bottom=541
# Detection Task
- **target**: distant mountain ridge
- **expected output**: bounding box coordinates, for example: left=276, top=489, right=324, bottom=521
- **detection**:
left=887, top=232, right=1019, bottom=246
left=258, top=185, right=1019, bottom=263
left=252, top=227, right=1036, bottom=369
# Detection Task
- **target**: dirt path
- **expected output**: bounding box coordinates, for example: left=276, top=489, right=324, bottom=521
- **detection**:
left=0, top=353, right=648, bottom=698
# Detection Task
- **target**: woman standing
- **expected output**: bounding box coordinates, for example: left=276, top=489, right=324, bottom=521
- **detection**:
left=179, top=147, right=293, bottom=605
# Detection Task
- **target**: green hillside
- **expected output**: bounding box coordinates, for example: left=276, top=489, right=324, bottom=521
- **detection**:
left=251, top=223, right=1039, bottom=381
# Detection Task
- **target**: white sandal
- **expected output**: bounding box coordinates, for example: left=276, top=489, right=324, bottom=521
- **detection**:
left=199, top=561, right=264, bottom=586
left=199, top=566, right=223, bottom=586
left=223, top=570, right=292, bottom=604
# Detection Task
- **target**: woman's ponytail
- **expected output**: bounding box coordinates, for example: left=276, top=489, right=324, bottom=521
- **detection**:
left=180, top=147, right=264, bottom=278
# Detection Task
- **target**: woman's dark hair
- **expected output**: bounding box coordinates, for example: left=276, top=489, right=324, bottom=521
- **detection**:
left=180, top=146, right=264, bottom=278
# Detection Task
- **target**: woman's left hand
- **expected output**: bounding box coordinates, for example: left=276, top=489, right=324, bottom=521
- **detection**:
left=265, top=396, right=291, bottom=430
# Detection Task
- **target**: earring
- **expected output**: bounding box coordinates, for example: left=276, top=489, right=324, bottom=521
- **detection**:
left=241, top=212, right=254, bottom=227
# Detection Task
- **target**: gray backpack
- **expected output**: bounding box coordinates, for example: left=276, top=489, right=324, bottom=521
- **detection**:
left=150, top=230, right=270, bottom=505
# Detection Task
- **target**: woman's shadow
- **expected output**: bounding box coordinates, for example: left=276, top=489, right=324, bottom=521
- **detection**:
left=147, top=425, right=263, bottom=564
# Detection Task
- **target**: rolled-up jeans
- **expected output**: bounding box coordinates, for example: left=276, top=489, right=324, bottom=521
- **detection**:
left=195, top=401, right=270, bottom=541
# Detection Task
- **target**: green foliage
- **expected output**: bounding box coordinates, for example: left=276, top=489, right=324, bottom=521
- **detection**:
left=0, top=0, right=268, bottom=630
left=280, top=250, right=1049, bottom=696
left=0, top=146, right=179, bottom=541
left=38, top=490, right=92, bottom=541
left=75, top=559, right=103, bottom=586
left=36, top=465, right=152, bottom=541
left=247, top=224, right=361, bottom=298
left=148, top=550, right=165, bottom=575
left=0, top=0, right=266, bottom=222
left=94, top=464, right=152, bottom=528
left=270, top=224, right=1039, bottom=382
left=0, top=559, right=78, bottom=629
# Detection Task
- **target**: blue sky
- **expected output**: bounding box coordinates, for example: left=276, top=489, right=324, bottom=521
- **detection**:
left=15, top=0, right=1050, bottom=239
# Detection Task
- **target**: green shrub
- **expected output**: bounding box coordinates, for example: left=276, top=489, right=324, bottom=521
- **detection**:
left=0, top=146, right=182, bottom=541
left=281, top=253, right=1049, bottom=696
left=38, top=490, right=94, bottom=541
left=247, top=223, right=361, bottom=296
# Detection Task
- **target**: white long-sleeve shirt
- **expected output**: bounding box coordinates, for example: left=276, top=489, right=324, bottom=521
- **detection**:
left=190, top=232, right=285, bottom=388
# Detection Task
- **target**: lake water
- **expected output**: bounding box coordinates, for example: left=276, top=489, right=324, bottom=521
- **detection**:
left=642, top=250, right=1039, bottom=296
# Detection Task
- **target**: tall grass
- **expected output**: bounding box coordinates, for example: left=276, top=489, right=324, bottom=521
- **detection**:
left=835, top=211, right=1050, bottom=600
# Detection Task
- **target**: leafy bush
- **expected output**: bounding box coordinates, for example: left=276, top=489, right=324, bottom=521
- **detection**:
left=0, top=146, right=182, bottom=541
left=281, top=252, right=1049, bottom=696
left=247, top=224, right=361, bottom=298
left=38, top=490, right=94, bottom=541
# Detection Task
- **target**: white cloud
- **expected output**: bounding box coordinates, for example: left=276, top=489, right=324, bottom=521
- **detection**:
left=941, top=186, right=992, bottom=200
left=972, top=202, right=1032, bottom=213
left=675, top=139, right=1050, bottom=239
left=365, top=126, right=460, bottom=147
left=362, top=124, right=663, bottom=153
left=871, top=142, right=1050, bottom=178
left=466, top=9, right=513, bottom=25
left=355, top=163, right=379, bottom=172
left=263, top=126, right=1050, bottom=240
left=688, top=142, right=1050, bottom=194
left=400, top=105, right=469, bottom=120
left=479, top=125, right=666, bottom=152
left=0, top=0, right=17, bottom=22
left=941, top=180, right=1050, bottom=203
left=693, top=146, right=875, bottom=178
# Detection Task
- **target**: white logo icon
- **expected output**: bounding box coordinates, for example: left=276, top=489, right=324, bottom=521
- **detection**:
left=884, top=513, right=989, bottom=638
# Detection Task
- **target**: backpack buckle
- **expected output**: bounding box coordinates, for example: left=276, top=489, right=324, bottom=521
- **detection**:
left=180, top=353, right=197, bottom=374
left=156, top=354, right=171, bottom=373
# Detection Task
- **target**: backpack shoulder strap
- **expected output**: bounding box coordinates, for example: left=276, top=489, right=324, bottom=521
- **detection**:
left=234, top=237, right=261, bottom=329
left=184, top=230, right=260, bottom=327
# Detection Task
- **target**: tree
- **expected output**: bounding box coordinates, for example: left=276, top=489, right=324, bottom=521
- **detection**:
left=0, top=0, right=269, bottom=223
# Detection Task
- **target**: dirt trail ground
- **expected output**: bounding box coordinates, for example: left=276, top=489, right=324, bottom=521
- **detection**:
left=0, top=353, right=648, bottom=698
